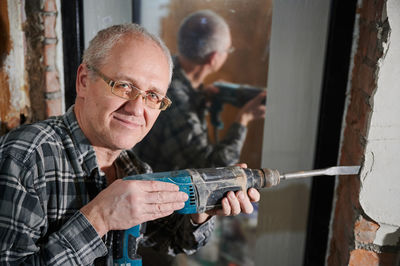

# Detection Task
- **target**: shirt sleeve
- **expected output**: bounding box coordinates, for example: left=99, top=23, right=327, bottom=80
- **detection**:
left=0, top=157, right=107, bottom=265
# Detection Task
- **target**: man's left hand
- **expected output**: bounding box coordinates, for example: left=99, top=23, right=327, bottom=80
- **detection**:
left=190, top=188, right=260, bottom=224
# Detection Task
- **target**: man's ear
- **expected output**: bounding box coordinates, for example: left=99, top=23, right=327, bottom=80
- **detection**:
left=76, top=64, right=90, bottom=98
left=205, top=51, right=220, bottom=72
left=205, top=51, right=218, bottom=66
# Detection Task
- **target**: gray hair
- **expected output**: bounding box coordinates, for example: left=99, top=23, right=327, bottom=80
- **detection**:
left=82, top=23, right=173, bottom=80
left=178, top=10, right=230, bottom=64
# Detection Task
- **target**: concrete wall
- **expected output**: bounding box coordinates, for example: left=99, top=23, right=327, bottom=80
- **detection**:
left=259, top=1, right=331, bottom=265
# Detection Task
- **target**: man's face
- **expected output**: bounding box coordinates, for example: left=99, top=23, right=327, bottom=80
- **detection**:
left=77, top=37, right=170, bottom=151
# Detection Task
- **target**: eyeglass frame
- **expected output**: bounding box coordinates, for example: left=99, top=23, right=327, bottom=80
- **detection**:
left=86, top=64, right=172, bottom=111
left=225, top=46, right=235, bottom=54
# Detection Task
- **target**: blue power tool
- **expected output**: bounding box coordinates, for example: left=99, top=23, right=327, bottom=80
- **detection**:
left=112, top=166, right=280, bottom=265
left=210, top=82, right=266, bottom=130
left=112, top=165, right=360, bottom=265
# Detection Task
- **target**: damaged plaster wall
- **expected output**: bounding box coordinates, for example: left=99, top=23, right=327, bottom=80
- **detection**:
left=359, top=0, right=400, bottom=246
left=328, top=0, right=399, bottom=264
left=0, top=0, right=30, bottom=132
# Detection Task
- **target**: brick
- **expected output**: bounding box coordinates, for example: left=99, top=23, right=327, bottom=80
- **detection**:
left=341, top=126, right=364, bottom=160
left=45, top=71, right=60, bottom=93
left=366, top=30, right=379, bottom=62
left=346, top=89, right=372, bottom=131
left=357, top=21, right=370, bottom=58
left=349, top=249, right=378, bottom=266
left=43, top=15, right=56, bottom=38
left=355, top=64, right=376, bottom=95
left=44, top=43, right=56, bottom=67
left=354, top=216, right=379, bottom=244
left=43, top=0, right=57, bottom=12
left=46, top=98, right=62, bottom=117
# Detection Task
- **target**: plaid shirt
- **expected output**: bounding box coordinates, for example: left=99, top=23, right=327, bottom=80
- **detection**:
left=135, top=57, right=247, bottom=172
left=0, top=106, right=214, bottom=265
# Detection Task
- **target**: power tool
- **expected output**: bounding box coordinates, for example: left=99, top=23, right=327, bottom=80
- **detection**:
left=209, top=82, right=266, bottom=140
left=113, top=165, right=360, bottom=265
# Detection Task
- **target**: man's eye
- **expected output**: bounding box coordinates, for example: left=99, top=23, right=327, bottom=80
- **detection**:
left=117, top=82, right=131, bottom=90
left=147, top=92, right=160, bottom=102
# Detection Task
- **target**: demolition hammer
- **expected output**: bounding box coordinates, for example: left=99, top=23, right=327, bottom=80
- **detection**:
left=113, top=165, right=360, bottom=265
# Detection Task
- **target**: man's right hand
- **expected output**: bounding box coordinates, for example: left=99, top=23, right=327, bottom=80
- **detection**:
left=80, top=179, right=188, bottom=237
left=236, top=91, right=267, bottom=126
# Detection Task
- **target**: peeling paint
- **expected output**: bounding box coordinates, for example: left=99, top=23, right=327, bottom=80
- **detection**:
left=0, top=0, right=31, bottom=132
left=359, top=0, right=400, bottom=243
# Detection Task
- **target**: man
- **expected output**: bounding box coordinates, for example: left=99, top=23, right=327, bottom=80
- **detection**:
left=0, top=24, right=259, bottom=265
left=134, top=10, right=266, bottom=172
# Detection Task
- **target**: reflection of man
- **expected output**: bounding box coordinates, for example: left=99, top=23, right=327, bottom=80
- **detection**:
left=0, top=24, right=259, bottom=265
left=134, top=10, right=266, bottom=172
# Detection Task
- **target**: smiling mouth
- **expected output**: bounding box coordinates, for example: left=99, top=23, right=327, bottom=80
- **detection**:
left=113, top=115, right=144, bottom=129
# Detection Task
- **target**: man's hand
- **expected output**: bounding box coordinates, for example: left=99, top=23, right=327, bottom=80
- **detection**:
left=80, top=179, right=188, bottom=237
left=236, top=91, right=267, bottom=126
left=190, top=163, right=260, bottom=224
left=190, top=188, right=260, bottom=224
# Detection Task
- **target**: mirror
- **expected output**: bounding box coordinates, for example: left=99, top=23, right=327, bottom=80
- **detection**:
left=82, top=0, right=330, bottom=265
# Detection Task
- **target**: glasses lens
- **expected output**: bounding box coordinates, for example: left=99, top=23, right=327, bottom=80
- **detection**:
left=112, top=81, right=132, bottom=100
left=112, top=81, right=171, bottom=110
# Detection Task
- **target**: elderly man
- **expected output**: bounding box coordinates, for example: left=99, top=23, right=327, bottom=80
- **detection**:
left=0, top=24, right=259, bottom=265
left=134, top=10, right=266, bottom=172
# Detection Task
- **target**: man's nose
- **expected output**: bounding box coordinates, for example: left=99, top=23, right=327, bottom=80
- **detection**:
left=126, top=92, right=145, bottom=116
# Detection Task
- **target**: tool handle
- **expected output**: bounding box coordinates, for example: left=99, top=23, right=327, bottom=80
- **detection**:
left=113, top=225, right=142, bottom=265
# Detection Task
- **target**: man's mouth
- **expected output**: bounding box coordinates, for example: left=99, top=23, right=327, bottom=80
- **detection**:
left=113, top=114, right=144, bottom=129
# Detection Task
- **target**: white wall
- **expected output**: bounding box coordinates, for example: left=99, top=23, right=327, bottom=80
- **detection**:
left=258, top=0, right=331, bottom=265
left=140, top=0, right=171, bottom=37
left=83, top=0, right=132, bottom=49
left=359, top=0, right=400, bottom=246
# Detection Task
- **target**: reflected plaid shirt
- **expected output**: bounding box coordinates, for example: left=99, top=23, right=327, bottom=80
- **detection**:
left=134, top=57, right=247, bottom=172
left=0, top=106, right=214, bottom=265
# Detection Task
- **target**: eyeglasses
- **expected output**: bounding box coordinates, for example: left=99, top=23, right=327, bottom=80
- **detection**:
left=87, top=65, right=172, bottom=111
left=225, top=46, right=235, bottom=54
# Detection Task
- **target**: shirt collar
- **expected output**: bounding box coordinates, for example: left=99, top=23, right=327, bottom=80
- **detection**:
left=62, top=105, right=100, bottom=177
left=172, top=56, right=207, bottom=108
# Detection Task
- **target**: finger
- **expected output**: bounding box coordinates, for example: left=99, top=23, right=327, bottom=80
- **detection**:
left=145, top=191, right=188, bottom=204
left=252, top=91, right=267, bottom=104
left=127, top=180, right=180, bottom=192
left=227, top=191, right=241, bottom=216
left=237, top=191, right=254, bottom=214
left=248, top=188, right=261, bottom=202
left=216, top=198, right=231, bottom=216
left=235, top=163, right=248, bottom=168
left=146, top=201, right=186, bottom=215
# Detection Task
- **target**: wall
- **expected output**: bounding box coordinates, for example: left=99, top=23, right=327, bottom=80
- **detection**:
left=0, top=0, right=64, bottom=136
left=0, top=0, right=30, bottom=133
left=83, top=0, right=132, bottom=49
left=327, top=0, right=400, bottom=265
left=258, top=1, right=331, bottom=265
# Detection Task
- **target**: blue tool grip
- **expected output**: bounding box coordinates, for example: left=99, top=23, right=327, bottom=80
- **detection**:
left=123, top=170, right=198, bottom=214
left=114, top=170, right=198, bottom=265
left=113, top=225, right=142, bottom=266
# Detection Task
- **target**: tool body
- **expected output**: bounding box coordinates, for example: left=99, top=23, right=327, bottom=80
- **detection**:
left=114, top=165, right=359, bottom=265
left=210, top=82, right=265, bottom=132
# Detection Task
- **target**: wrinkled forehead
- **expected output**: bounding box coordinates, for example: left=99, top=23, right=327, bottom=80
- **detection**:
left=104, top=35, right=172, bottom=80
